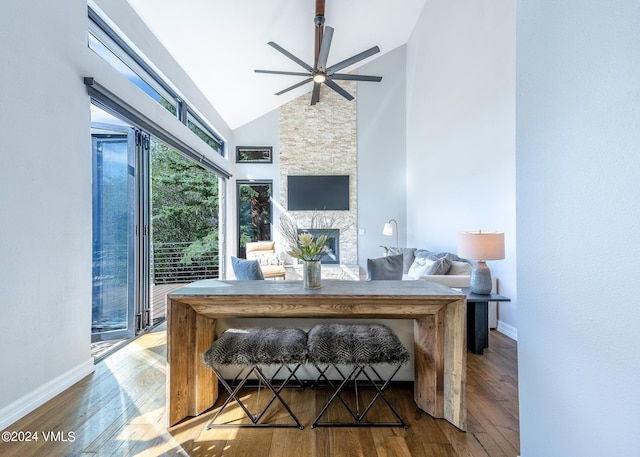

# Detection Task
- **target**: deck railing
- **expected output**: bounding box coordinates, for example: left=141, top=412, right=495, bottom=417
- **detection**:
left=152, top=241, right=219, bottom=284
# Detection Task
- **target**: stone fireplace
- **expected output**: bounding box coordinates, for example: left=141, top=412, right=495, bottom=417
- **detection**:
left=279, top=82, right=358, bottom=268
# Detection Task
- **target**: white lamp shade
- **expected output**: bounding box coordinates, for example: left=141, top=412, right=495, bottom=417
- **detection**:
left=458, top=231, right=505, bottom=261
left=382, top=219, right=399, bottom=247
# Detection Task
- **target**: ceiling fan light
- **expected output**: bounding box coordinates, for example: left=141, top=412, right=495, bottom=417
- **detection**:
left=313, top=73, right=326, bottom=83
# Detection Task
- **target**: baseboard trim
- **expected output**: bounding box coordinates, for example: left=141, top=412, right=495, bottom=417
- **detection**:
left=497, top=320, right=518, bottom=341
left=0, top=358, right=95, bottom=430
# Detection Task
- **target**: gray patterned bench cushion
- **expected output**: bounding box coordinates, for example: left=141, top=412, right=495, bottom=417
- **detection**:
left=308, top=324, right=409, bottom=365
left=203, top=327, right=308, bottom=366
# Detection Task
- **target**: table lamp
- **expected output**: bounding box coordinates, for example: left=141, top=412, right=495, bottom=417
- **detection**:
left=383, top=219, right=399, bottom=248
left=457, top=231, right=505, bottom=294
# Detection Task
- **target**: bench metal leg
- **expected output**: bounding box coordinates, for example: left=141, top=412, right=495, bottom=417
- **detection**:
left=206, top=363, right=304, bottom=429
left=310, top=363, right=408, bottom=428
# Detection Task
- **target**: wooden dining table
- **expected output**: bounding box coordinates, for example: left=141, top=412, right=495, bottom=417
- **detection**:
left=165, top=279, right=468, bottom=430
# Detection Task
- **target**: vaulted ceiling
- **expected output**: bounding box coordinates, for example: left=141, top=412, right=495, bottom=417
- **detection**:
left=126, top=0, right=427, bottom=129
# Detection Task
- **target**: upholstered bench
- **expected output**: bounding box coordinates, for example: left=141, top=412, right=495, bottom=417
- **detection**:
left=203, top=327, right=307, bottom=429
left=307, top=323, right=410, bottom=428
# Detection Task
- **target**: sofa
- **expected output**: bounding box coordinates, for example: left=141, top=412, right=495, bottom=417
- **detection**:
left=388, top=247, right=472, bottom=285
left=388, top=247, right=498, bottom=328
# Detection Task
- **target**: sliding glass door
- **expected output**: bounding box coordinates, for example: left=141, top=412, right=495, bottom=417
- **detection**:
left=91, top=104, right=150, bottom=342
left=90, top=102, right=224, bottom=346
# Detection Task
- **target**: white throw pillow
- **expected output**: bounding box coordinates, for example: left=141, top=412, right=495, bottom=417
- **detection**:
left=407, top=257, right=435, bottom=279
left=448, top=260, right=473, bottom=275
left=254, top=253, right=279, bottom=265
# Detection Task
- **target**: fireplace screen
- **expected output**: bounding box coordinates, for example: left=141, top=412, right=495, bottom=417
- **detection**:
left=298, top=229, right=339, bottom=264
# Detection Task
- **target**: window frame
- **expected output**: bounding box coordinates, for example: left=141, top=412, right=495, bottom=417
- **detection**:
left=88, top=6, right=226, bottom=157
left=187, top=110, right=224, bottom=155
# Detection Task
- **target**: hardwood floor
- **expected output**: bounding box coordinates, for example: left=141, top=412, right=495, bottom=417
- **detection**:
left=0, top=325, right=519, bottom=457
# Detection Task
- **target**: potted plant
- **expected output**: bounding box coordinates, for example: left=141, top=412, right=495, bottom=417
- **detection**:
left=280, top=212, right=338, bottom=289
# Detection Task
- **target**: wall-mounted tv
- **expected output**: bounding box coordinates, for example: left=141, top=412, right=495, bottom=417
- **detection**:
left=287, top=175, right=350, bottom=211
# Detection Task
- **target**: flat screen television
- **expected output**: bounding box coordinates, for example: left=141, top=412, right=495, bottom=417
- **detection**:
left=287, top=175, right=350, bottom=210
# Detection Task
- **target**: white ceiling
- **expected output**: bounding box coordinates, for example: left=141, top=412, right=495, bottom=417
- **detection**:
left=126, top=0, right=427, bottom=129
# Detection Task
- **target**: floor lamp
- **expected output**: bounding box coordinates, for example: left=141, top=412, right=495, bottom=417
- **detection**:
left=383, top=219, right=399, bottom=248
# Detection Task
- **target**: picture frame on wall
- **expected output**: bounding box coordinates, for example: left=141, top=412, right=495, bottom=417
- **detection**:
left=236, top=146, right=273, bottom=164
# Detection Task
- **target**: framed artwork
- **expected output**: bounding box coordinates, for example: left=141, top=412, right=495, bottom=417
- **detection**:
left=236, top=146, right=273, bottom=164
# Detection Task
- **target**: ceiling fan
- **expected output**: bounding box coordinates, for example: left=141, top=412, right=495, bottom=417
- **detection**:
left=254, top=0, right=382, bottom=105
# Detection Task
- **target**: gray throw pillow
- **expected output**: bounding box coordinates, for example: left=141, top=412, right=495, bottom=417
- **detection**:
left=415, top=249, right=466, bottom=263
left=414, top=249, right=437, bottom=260
left=440, top=252, right=466, bottom=262
left=424, top=254, right=453, bottom=275
left=387, top=247, right=417, bottom=274
left=367, top=254, right=403, bottom=280
left=231, top=256, right=264, bottom=280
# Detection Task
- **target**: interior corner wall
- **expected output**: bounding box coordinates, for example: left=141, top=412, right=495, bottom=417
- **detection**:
left=0, top=0, right=94, bottom=429
left=405, top=0, right=517, bottom=332
left=516, top=1, right=640, bottom=456
left=357, top=45, right=408, bottom=268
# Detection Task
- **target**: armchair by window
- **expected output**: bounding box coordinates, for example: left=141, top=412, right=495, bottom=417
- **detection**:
left=245, top=241, right=286, bottom=280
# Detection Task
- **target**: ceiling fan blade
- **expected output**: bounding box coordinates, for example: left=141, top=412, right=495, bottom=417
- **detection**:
left=324, top=80, right=354, bottom=101
left=268, top=41, right=314, bottom=72
left=327, top=46, right=381, bottom=74
left=311, top=82, right=321, bottom=105
left=317, top=26, right=333, bottom=72
left=330, top=73, right=382, bottom=82
left=275, top=77, right=313, bottom=96
left=255, top=69, right=311, bottom=77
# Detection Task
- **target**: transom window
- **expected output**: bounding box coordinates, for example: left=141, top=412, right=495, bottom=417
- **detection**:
left=88, top=7, right=225, bottom=157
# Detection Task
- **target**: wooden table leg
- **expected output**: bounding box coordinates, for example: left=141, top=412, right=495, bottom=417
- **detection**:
left=444, top=298, right=467, bottom=430
left=193, top=312, right=217, bottom=414
left=166, top=298, right=217, bottom=427
left=414, top=298, right=467, bottom=431
left=414, top=311, right=445, bottom=418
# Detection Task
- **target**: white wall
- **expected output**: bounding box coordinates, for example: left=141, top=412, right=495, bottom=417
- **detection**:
left=405, top=0, right=517, bottom=334
left=0, top=0, right=94, bottom=428
left=516, top=1, right=640, bottom=456
left=0, top=0, right=231, bottom=429
left=357, top=45, right=408, bottom=267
